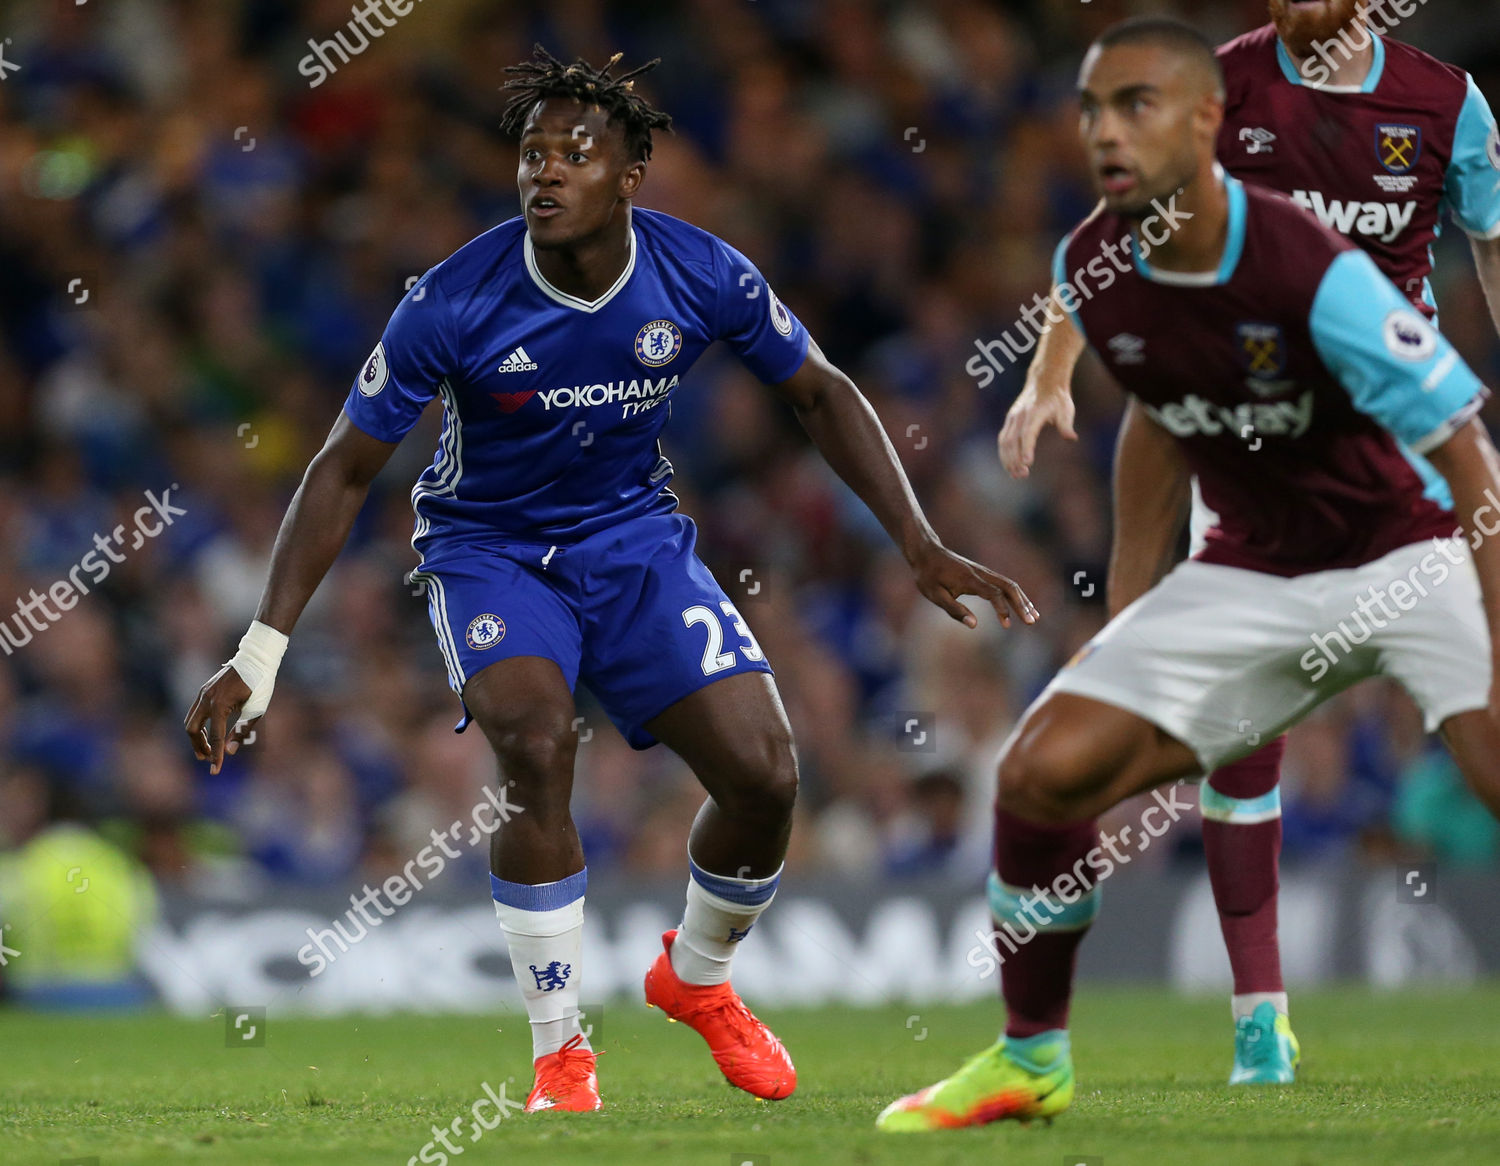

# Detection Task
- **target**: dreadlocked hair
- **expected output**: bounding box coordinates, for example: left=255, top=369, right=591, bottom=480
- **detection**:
left=500, top=45, right=673, bottom=162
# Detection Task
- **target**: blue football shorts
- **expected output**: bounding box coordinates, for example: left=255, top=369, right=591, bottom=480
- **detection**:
left=409, top=512, right=773, bottom=748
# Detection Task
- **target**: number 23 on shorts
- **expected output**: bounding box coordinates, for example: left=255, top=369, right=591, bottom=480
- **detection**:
left=683, top=601, right=764, bottom=675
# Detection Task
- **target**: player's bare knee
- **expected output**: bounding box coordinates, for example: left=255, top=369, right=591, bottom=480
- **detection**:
left=714, top=728, right=799, bottom=826
left=472, top=707, right=575, bottom=793
left=996, top=739, right=1089, bottom=825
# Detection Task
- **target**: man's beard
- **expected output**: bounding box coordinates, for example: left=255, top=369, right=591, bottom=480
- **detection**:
left=1108, top=165, right=1195, bottom=225
left=1269, top=0, right=1362, bottom=58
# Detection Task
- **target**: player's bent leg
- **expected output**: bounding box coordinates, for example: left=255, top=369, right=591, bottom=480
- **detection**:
left=879, top=694, right=1195, bottom=1132
left=997, top=692, right=1201, bottom=824
left=462, top=657, right=599, bottom=1112
left=1364, top=536, right=1495, bottom=817
left=1201, top=739, right=1300, bottom=1085
left=1438, top=705, right=1500, bottom=819
left=646, top=670, right=798, bottom=875
left=879, top=781, right=1097, bottom=1129
left=464, top=656, right=585, bottom=882
left=878, top=814, right=1088, bottom=1132
left=640, top=671, right=798, bottom=1100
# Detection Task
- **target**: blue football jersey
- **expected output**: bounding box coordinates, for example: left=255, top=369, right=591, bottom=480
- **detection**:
left=343, top=208, right=810, bottom=556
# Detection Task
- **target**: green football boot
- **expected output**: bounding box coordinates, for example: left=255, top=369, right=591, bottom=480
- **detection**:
left=877, top=1031, right=1073, bottom=1131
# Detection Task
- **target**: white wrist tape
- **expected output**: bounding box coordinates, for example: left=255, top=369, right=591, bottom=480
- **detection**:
left=225, top=620, right=289, bottom=725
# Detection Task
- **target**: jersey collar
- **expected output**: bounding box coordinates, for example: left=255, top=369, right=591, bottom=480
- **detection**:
left=1275, top=29, right=1385, bottom=93
left=524, top=225, right=637, bottom=313
left=1132, top=165, right=1247, bottom=287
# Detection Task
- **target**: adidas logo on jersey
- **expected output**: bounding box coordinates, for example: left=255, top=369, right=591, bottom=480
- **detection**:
left=499, top=346, right=539, bottom=373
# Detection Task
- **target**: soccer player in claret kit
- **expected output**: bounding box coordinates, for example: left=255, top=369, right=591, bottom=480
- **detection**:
left=999, top=0, right=1500, bottom=1084
left=879, top=18, right=1500, bottom=1131
left=184, top=48, right=1037, bottom=1112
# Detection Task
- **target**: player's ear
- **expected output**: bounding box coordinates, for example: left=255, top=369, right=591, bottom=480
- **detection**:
left=619, top=159, right=646, bottom=200
left=1192, top=91, right=1224, bottom=148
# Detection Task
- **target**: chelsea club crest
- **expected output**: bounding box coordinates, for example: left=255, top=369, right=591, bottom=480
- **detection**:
left=635, top=319, right=682, bottom=367
left=466, top=614, right=506, bottom=650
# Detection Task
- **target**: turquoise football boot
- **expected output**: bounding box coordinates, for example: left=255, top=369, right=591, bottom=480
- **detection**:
left=1229, top=1001, right=1300, bottom=1085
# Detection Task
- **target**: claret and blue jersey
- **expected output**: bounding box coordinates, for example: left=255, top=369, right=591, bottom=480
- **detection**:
left=344, top=207, right=810, bottom=747
left=1218, top=26, right=1500, bottom=317
left=1056, top=171, right=1488, bottom=577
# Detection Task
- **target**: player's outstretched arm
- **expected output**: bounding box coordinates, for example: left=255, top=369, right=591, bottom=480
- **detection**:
left=998, top=287, right=1085, bottom=479
left=184, top=415, right=398, bottom=773
left=1106, top=398, right=1190, bottom=619
left=1471, top=237, right=1500, bottom=339
left=1424, top=419, right=1500, bottom=685
left=770, top=338, right=1038, bottom=630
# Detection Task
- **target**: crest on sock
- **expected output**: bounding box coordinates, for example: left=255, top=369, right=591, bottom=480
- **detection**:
left=530, top=960, right=572, bottom=991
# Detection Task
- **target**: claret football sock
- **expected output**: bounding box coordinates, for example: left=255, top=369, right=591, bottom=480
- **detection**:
left=668, top=856, right=781, bottom=986
left=1201, top=741, right=1286, bottom=1002
left=492, top=868, right=589, bottom=1059
left=991, top=809, right=1100, bottom=1039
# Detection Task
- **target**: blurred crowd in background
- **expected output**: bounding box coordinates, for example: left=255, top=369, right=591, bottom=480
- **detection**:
left=2, top=0, right=1498, bottom=965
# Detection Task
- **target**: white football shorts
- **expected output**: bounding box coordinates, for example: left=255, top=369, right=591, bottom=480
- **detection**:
left=1042, top=535, right=1491, bottom=774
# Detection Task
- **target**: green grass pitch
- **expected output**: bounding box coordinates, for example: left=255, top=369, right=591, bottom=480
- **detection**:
left=5, top=986, right=1499, bottom=1165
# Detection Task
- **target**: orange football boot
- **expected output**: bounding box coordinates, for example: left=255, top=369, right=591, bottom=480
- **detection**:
left=643, top=929, right=796, bottom=1100
left=524, top=1033, right=601, bottom=1112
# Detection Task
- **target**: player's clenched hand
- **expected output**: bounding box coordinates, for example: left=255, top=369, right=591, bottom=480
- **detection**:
left=184, top=666, right=259, bottom=776
left=909, top=543, right=1038, bottom=629
left=999, top=381, right=1077, bottom=479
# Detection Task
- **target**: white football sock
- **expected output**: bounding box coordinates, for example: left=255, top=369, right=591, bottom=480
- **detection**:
left=492, top=871, right=588, bottom=1059
left=1232, top=991, right=1289, bottom=1020
left=669, top=858, right=781, bottom=986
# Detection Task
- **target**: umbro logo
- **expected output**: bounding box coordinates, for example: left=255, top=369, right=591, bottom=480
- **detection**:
left=499, top=345, right=539, bottom=373
left=1108, top=333, right=1146, bottom=364
left=1239, top=127, right=1276, bottom=155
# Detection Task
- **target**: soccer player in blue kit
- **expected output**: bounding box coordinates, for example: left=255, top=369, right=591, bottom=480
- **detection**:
left=185, top=48, right=1038, bottom=1112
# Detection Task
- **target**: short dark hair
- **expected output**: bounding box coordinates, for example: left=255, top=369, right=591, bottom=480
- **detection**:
left=500, top=45, right=674, bottom=162
left=1092, top=16, right=1225, bottom=96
